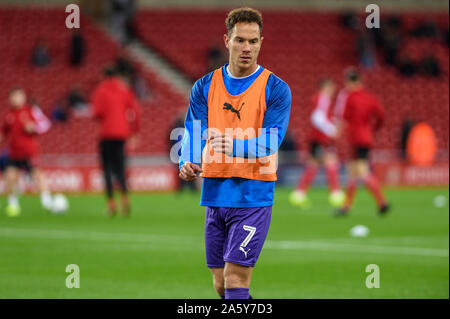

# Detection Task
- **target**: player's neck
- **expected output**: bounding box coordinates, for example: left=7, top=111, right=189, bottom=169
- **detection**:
left=227, top=62, right=258, bottom=78
left=348, top=83, right=363, bottom=91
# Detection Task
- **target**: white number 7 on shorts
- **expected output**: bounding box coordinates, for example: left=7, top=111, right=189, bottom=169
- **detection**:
left=239, top=225, right=256, bottom=258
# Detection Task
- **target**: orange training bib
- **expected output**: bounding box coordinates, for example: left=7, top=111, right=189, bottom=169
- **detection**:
left=201, top=67, right=277, bottom=181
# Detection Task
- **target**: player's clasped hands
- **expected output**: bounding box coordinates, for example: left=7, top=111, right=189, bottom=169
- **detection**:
left=209, top=132, right=234, bottom=157
left=179, top=162, right=203, bottom=182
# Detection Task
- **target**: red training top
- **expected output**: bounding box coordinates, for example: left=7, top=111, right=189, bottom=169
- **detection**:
left=91, top=77, right=140, bottom=140
left=309, top=91, right=337, bottom=146
left=343, top=88, right=385, bottom=147
left=1, top=105, right=39, bottom=160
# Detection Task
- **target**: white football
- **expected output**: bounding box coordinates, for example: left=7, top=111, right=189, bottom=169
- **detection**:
left=433, top=195, right=447, bottom=208
left=350, top=225, right=369, bottom=237
left=51, top=193, right=69, bottom=214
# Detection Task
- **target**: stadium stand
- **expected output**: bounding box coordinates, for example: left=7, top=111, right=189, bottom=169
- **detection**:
left=0, top=7, right=187, bottom=155
left=136, top=9, right=449, bottom=157
left=0, top=7, right=448, bottom=159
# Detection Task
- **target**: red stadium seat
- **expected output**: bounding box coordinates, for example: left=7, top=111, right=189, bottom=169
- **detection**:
left=1, top=8, right=448, bottom=158
left=0, top=7, right=188, bottom=155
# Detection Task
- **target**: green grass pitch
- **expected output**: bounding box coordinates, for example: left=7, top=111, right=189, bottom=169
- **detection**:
left=0, top=187, right=448, bottom=298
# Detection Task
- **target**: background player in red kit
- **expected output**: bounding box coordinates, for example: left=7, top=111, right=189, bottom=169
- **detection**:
left=0, top=87, right=53, bottom=217
left=91, top=66, right=140, bottom=217
left=336, top=69, right=390, bottom=216
left=290, top=78, right=345, bottom=209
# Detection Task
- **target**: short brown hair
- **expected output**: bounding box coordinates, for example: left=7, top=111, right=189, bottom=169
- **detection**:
left=344, top=67, right=361, bottom=82
left=318, top=77, right=333, bottom=88
left=9, top=86, right=24, bottom=94
left=225, top=7, right=263, bottom=36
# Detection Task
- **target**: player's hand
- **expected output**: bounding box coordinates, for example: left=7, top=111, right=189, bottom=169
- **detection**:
left=333, top=121, right=344, bottom=139
left=329, top=128, right=338, bottom=139
left=24, top=122, right=35, bottom=134
left=210, top=133, right=234, bottom=157
left=179, top=162, right=202, bottom=182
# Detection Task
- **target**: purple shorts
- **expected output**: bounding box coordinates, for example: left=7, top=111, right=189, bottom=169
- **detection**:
left=205, top=206, right=272, bottom=268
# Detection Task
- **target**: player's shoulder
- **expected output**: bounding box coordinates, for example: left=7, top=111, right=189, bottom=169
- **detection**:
left=348, top=88, right=367, bottom=99
left=92, top=78, right=109, bottom=94
left=100, top=77, right=122, bottom=89
left=193, top=70, right=215, bottom=89
left=265, top=70, right=291, bottom=102
left=357, top=87, right=374, bottom=96
left=310, top=91, right=320, bottom=104
left=266, top=70, right=290, bottom=90
left=190, top=69, right=216, bottom=101
left=3, top=109, right=14, bottom=122
left=23, top=104, right=34, bottom=113
left=360, top=88, right=380, bottom=102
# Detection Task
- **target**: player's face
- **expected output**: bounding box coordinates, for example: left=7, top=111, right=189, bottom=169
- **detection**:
left=9, top=90, right=26, bottom=109
left=224, top=22, right=263, bottom=74
left=324, top=82, right=336, bottom=95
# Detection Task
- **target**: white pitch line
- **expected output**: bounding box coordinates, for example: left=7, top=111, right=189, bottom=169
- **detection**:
left=265, top=240, right=449, bottom=257
left=0, top=227, right=197, bottom=245
left=0, top=227, right=448, bottom=257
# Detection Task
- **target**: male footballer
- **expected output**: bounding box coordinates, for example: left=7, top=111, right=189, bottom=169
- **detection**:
left=0, top=87, right=53, bottom=216
left=179, top=8, right=291, bottom=299
left=336, top=68, right=390, bottom=216
left=289, top=78, right=345, bottom=209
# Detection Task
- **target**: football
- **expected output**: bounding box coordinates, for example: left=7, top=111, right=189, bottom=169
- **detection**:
left=350, top=225, right=370, bottom=237
left=51, top=193, right=69, bottom=214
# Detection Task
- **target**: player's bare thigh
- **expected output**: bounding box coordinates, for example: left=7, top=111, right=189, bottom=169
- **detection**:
left=347, top=160, right=369, bottom=178
left=355, top=159, right=369, bottom=177
left=307, top=155, right=320, bottom=166
left=311, top=144, right=337, bottom=166
left=322, top=150, right=338, bottom=166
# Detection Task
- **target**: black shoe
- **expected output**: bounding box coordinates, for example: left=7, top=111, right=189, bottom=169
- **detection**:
left=378, top=203, right=390, bottom=216
left=334, top=207, right=349, bottom=217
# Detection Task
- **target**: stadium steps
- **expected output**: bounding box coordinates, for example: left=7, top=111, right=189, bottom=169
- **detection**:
left=95, top=22, right=193, bottom=98
left=126, top=41, right=193, bottom=98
